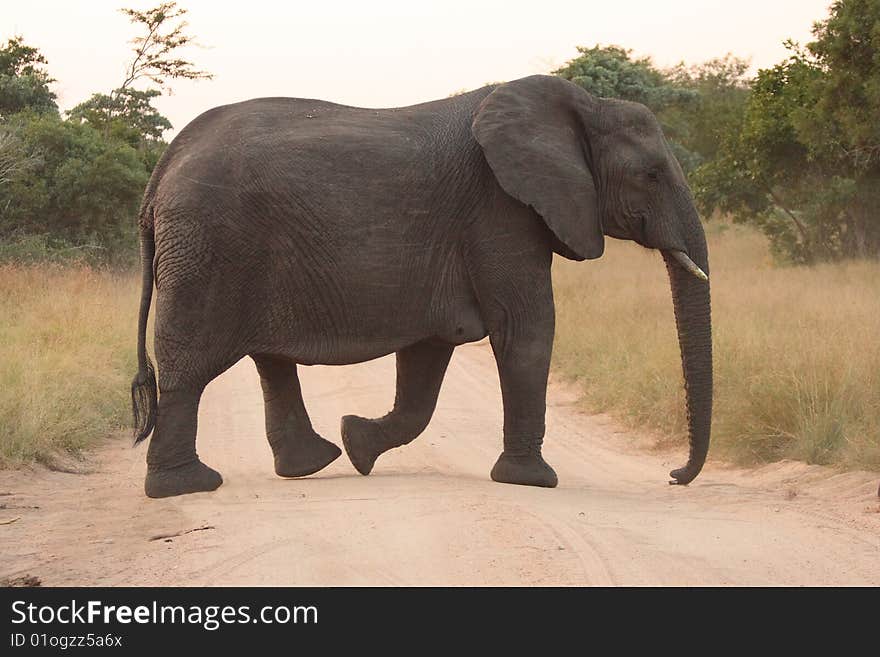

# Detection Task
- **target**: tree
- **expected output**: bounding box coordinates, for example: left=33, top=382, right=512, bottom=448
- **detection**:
left=118, top=1, right=213, bottom=92
left=0, top=36, right=58, bottom=118
left=798, top=0, right=880, bottom=256
left=666, top=55, right=751, bottom=165
left=69, top=89, right=171, bottom=145
left=0, top=125, right=41, bottom=187
left=70, top=2, right=212, bottom=148
left=553, top=45, right=690, bottom=105
left=690, top=54, right=828, bottom=261
left=68, top=88, right=171, bottom=170
left=0, top=115, right=149, bottom=246
left=0, top=114, right=149, bottom=254
left=693, top=1, right=880, bottom=261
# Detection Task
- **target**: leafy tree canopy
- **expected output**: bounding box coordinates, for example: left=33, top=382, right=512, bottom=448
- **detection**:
left=666, top=55, right=751, bottom=163
left=804, top=0, right=880, bottom=167
left=69, top=89, right=171, bottom=145
left=0, top=113, right=149, bottom=255
left=554, top=45, right=695, bottom=109
left=0, top=36, right=58, bottom=118
left=692, top=0, right=880, bottom=262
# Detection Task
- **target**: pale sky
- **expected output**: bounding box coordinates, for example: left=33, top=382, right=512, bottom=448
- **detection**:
left=5, top=0, right=833, bottom=137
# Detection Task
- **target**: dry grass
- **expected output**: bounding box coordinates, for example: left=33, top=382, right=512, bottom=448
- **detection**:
left=552, top=224, right=880, bottom=471
left=0, top=265, right=139, bottom=466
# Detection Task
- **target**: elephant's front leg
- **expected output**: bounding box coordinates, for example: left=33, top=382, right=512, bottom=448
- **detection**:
left=252, top=354, right=341, bottom=478
left=341, top=340, right=454, bottom=475
left=488, top=309, right=558, bottom=488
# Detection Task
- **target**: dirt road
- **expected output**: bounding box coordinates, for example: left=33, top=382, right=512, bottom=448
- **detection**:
left=1, top=341, right=878, bottom=586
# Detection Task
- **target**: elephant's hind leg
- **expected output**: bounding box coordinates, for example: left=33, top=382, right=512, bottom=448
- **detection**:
left=253, top=354, right=341, bottom=478
left=145, top=388, right=223, bottom=498
left=342, top=340, right=454, bottom=475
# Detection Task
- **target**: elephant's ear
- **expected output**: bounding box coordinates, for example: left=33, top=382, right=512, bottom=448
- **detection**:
left=472, top=75, right=603, bottom=261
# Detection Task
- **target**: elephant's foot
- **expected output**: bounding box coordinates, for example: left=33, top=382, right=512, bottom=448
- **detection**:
left=340, top=415, right=393, bottom=476
left=273, top=432, right=341, bottom=478
left=490, top=451, right=558, bottom=488
left=145, top=460, right=223, bottom=498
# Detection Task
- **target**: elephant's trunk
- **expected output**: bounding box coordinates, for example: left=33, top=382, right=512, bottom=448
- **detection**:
left=662, top=237, right=712, bottom=485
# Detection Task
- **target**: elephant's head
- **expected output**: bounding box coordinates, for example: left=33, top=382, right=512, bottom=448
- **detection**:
left=472, top=75, right=712, bottom=485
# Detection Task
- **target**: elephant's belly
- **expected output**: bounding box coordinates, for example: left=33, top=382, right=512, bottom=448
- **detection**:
left=253, top=284, right=487, bottom=366
left=291, top=339, right=418, bottom=366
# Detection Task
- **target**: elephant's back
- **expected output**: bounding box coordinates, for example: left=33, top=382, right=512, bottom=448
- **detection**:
left=162, top=85, right=494, bottom=162
left=150, top=87, right=493, bottom=226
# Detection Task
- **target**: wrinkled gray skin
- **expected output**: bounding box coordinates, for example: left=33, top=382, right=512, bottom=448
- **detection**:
left=131, top=75, right=712, bottom=499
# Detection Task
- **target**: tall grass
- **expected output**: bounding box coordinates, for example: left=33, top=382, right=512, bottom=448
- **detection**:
left=0, top=265, right=139, bottom=466
left=552, top=224, right=880, bottom=471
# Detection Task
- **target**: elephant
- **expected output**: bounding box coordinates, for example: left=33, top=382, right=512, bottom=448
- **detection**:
left=130, top=74, right=712, bottom=499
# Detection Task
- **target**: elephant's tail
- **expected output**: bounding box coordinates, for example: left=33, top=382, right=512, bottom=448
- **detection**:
left=131, top=212, right=157, bottom=445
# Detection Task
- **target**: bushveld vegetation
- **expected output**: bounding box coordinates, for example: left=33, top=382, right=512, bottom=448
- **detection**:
left=0, top=3, right=209, bottom=264
left=553, top=224, right=880, bottom=470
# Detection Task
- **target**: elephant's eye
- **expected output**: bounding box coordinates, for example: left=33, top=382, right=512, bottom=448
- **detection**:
left=646, top=170, right=660, bottom=184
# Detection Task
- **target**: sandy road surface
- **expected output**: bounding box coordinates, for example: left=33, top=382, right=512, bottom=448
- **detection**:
left=1, top=342, right=878, bottom=586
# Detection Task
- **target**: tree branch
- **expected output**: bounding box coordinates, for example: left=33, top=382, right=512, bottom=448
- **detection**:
left=768, top=189, right=809, bottom=243
left=116, top=1, right=212, bottom=95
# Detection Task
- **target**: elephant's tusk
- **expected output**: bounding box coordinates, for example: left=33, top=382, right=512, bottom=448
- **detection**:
left=670, top=250, right=708, bottom=282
